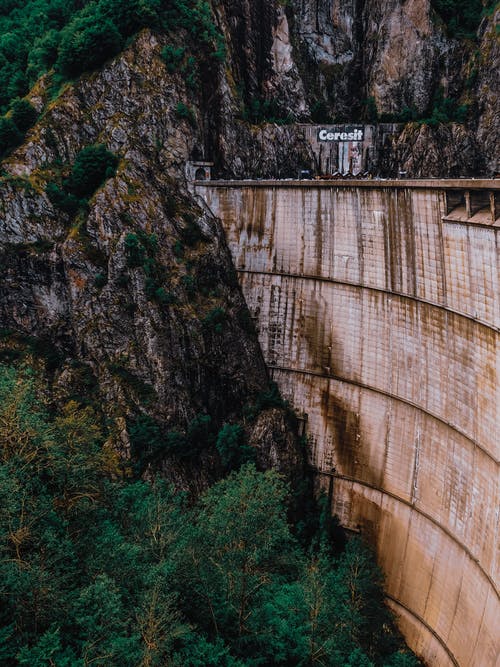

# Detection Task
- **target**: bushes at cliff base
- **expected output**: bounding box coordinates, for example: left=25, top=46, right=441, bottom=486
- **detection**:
left=0, top=362, right=422, bottom=666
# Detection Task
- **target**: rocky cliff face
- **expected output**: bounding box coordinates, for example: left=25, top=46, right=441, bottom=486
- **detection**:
left=0, top=1, right=498, bottom=488
left=0, top=31, right=303, bottom=491
left=476, top=7, right=500, bottom=175
left=211, top=0, right=499, bottom=176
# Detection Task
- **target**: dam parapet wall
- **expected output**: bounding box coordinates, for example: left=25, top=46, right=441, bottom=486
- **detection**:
left=195, top=180, right=499, bottom=667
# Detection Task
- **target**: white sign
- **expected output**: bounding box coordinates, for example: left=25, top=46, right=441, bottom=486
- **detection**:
left=318, top=127, right=364, bottom=142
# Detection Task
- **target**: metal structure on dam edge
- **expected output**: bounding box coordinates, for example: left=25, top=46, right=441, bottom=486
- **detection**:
left=195, top=179, right=500, bottom=667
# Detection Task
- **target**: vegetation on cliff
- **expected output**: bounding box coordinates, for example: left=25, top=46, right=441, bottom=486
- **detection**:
left=0, top=0, right=224, bottom=113
left=0, top=363, right=420, bottom=667
left=431, top=0, right=496, bottom=37
left=0, top=0, right=498, bottom=175
left=45, top=143, right=118, bottom=217
left=0, top=1, right=493, bottom=663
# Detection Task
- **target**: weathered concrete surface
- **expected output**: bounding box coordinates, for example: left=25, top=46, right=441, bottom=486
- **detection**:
left=196, top=181, right=500, bottom=667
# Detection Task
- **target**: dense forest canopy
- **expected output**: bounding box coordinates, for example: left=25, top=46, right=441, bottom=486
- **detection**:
left=0, top=363, right=420, bottom=666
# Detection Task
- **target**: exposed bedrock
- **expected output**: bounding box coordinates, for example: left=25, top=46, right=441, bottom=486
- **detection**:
left=0, top=32, right=303, bottom=491
left=214, top=0, right=499, bottom=177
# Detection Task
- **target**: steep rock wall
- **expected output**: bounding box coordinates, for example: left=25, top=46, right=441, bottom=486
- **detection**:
left=197, top=180, right=500, bottom=666
left=292, top=0, right=448, bottom=116
left=0, top=33, right=303, bottom=491
left=211, top=0, right=499, bottom=177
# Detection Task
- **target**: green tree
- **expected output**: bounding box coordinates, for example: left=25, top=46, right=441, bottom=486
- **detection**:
left=173, top=634, right=245, bottom=666
left=0, top=116, right=22, bottom=157
left=0, top=363, right=420, bottom=666
left=57, top=13, right=122, bottom=78
left=136, top=586, right=189, bottom=667
left=17, top=627, right=79, bottom=667
left=174, top=465, right=300, bottom=649
left=65, top=143, right=118, bottom=198
left=216, top=423, right=255, bottom=472
left=9, top=98, right=38, bottom=132
left=45, top=181, right=82, bottom=216
left=431, top=0, right=495, bottom=37
left=384, top=650, right=422, bottom=667
left=104, top=0, right=160, bottom=38
left=333, top=538, right=398, bottom=660
left=73, top=574, right=141, bottom=665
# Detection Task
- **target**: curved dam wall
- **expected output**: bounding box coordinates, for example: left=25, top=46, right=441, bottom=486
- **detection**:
left=196, top=180, right=500, bottom=667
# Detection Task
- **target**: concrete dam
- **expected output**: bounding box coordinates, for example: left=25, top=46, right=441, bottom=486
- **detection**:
left=195, top=179, right=500, bottom=667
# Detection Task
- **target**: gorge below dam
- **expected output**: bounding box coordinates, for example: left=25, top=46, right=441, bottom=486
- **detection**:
left=196, top=179, right=500, bottom=667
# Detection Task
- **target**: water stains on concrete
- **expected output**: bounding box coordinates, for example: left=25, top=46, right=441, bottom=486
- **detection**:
left=197, top=180, right=499, bottom=667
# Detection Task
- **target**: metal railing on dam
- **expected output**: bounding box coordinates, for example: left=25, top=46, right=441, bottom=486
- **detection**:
left=195, top=179, right=499, bottom=667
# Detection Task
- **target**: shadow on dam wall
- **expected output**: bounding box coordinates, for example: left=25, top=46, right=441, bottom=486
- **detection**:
left=195, top=179, right=500, bottom=667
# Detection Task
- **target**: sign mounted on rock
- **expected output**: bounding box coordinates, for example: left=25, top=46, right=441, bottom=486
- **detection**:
left=318, top=127, right=364, bottom=142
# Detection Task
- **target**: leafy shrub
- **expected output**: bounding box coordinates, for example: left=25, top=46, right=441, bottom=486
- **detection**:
left=46, top=144, right=116, bottom=216
left=57, top=14, right=123, bottom=78
left=9, top=98, right=38, bottom=132
left=45, top=181, right=82, bottom=215
left=180, top=212, right=205, bottom=246
left=175, top=101, right=196, bottom=125
left=244, top=381, right=288, bottom=420
left=216, top=423, right=255, bottom=472
left=103, top=0, right=160, bottom=37
left=125, top=233, right=158, bottom=277
left=399, top=106, right=420, bottom=122
left=431, top=0, right=496, bottom=38
left=153, top=287, right=177, bottom=305
left=124, top=231, right=172, bottom=304
left=183, top=55, right=198, bottom=89
left=65, top=144, right=118, bottom=198
left=162, top=44, right=185, bottom=72
left=421, top=90, right=469, bottom=126
left=254, top=381, right=287, bottom=411
left=202, top=307, right=226, bottom=333
left=128, top=413, right=164, bottom=463
left=124, top=233, right=145, bottom=267
left=0, top=116, right=22, bottom=157
left=129, top=412, right=216, bottom=467
left=173, top=239, right=184, bottom=258
left=181, top=274, right=196, bottom=299
left=148, top=414, right=216, bottom=460
left=242, top=97, right=293, bottom=125
left=187, top=413, right=216, bottom=451
left=310, top=99, right=332, bottom=124
left=26, top=29, right=61, bottom=84
left=94, top=272, right=107, bottom=288
left=164, top=430, right=188, bottom=457
left=0, top=98, right=37, bottom=161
